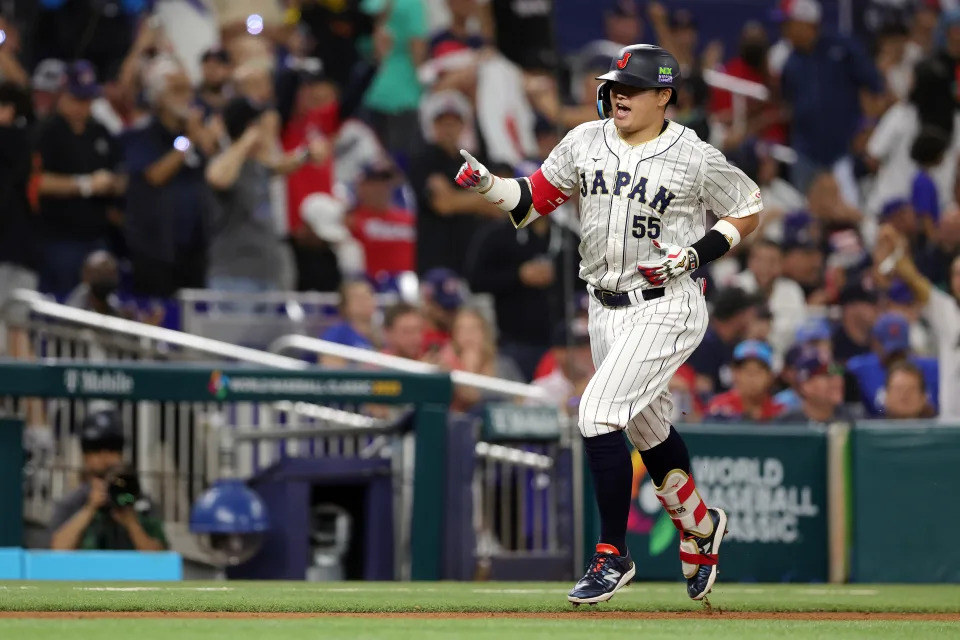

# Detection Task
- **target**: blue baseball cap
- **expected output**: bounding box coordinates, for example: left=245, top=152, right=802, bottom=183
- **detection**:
left=733, top=340, right=774, bottom=369
left=886, top=280, right=916, bottom=305
left=872, top=312, right=910, bottom=356
left=65, top=60, right=101, bottom=100
left=422, top=268, right=466, bottom=310
left=880, top=198, right=911, bottom=220
left=794, top=348, right=842, bottom=384
left=795, top=317, right=831, bottom=344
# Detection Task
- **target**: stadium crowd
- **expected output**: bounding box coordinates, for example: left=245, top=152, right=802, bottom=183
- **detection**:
left=1, top=0, right=960, bottom=423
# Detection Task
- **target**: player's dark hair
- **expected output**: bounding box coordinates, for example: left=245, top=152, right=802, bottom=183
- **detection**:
left=910, top=127, right=949, bottom=167
left=383, top=302, right=420, bottom=329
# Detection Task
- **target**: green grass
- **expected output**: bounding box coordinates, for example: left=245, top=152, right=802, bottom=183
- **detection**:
left=0, top=619, right=958, bottom=640
left=0, top=581, right=958, bottom=613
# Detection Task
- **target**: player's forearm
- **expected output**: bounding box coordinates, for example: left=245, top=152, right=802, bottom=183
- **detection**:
left=688, top=214, right=759, bottom=269
left=475, top=171, right=568, bottom=229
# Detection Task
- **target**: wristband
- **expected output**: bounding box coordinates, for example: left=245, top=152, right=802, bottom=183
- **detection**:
left=75, top=175, right=93, bottom=199
left=712, top=219, right=742, bottom=248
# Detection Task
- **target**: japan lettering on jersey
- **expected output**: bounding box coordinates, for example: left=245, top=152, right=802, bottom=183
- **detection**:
left=533, top=119, right=763, bottom=291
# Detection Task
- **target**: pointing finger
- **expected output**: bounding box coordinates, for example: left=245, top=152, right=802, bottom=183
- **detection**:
left=460, top=149, right=480, bottom=170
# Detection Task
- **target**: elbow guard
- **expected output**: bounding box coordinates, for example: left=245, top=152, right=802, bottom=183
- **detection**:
left=480, top=169, right=571, bottom=229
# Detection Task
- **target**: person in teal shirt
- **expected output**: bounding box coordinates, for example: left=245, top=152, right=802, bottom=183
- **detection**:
left=362, top=0, right=428, bottom=161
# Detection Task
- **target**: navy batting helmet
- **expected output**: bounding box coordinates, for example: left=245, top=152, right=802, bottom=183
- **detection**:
left=596, top=44, right=681, bottom=118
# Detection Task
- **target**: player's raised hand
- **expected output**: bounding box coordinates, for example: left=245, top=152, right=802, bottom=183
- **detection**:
left=637, top=240, right=699, bottom=286
left=455, top=149, right=492, bottom=191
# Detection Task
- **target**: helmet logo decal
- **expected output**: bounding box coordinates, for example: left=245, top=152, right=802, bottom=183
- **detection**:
left=658, top=66, right=673, bottom=83
left=616, top=52, right=632, bottom=69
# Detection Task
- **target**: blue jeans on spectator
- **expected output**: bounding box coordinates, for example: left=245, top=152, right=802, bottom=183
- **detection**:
left=39, top=238, right=106, bottom=297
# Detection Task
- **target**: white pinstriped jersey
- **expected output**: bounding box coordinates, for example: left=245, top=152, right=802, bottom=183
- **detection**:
left=539, top=119, right=763, bottom=291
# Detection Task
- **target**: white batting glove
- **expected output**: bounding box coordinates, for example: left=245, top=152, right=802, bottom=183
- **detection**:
left=637, top=240, right=700, bottom=287
left=455, top=149, right=492, bottom=192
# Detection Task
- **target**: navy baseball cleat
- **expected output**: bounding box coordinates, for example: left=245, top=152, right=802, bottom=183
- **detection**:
left=567, top=544, right=636, bottom=605
left=680, top=507, right=728, bottom=600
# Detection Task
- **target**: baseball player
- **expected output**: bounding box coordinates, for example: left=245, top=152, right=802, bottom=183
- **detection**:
left=456, top=45, right=763, bottom=604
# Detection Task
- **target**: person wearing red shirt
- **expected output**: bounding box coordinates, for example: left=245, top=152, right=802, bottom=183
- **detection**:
left=707, top=340, right=786, bottom=422
left=708, top=22, right=786, bottom=145
left=281, top=61, right=377, bottom=290
left=348, top=162, right=416, bottom=280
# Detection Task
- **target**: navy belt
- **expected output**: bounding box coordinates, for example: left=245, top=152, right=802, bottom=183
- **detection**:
left=593, top=287, right=665, bottom=308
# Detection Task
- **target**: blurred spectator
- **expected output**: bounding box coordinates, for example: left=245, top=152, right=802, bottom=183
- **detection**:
left=299, top=0, right=376, bottom=89
left=794, top=316, right=833, bottom=360
left=708, top=22, right=785, bottom=149
left=31, top=59, right=67, bottom=121
left=205, top=96, right=326, bottom=292
left=322, top=279, right=379, bottom=350
left=776, top=348, right=848, bottom=423
left=429, top=0, right=489, bottom=59
left=706, top=340, right=785, bottom=422
left=319, top=278, right=378, bottom=368
left=530, top=316, right=594, bottom=415
left=420, top=267, right=466, bottom=357
left=910, top=10, right=960, bottom=139
left=382, top=301, right=426, bottom=360
left=409, top=91, right=499, bottom=276
left=35, top=0, right=141, bottom=77
left=466, top=215, right=581, bottom=381
left=122, top=58, right=213, bottom=297
left=730, top=240, right=807, bottom=360
left=282, top=62, right=372, bottom=291
left=831, top=282, right=878, bottom=363
left=348, top=162, right=416, bottom=281
left=604, top=0, right=643, bottom=47
left=910, top=127, right=950, bottom=233
left=779, top=0, right=885, bottom=199
left=669, top=364, right=704, bottom=424
left=0, top=82, right=38, bottom=308
left=781, top=231, right=826, bottom=304
left=689, top=287, right=758, bottom=395
left=753, top=145, right=805, bottom=244
left=197, top=47, right=232, bottom=114
left=526, top=54, right=608, bottom=132
left=362, top=0, right=428, bottom=161
left=846, top=311, right=939, bottom=417
left=301, top=192, right=366, bottom=289
left=0, top=13, right=28, bottom=87
left=883, top=360, right=935, bottom=419
left=65, top=250, right=121, bottom=316
left=882, top=280, right=934, bottom=355
left=874, top=21, right=918, bottom=102
left=36, top=60, right=124, bottom=296
left=773, top=344, right=805, bottom=414
left=49, top=410, right=166, bottom=551
left=880, top=225, right=960, bottom=419
left=439, top=307, right=523, bottom=410
left=488, top=0, right=554, bottom=69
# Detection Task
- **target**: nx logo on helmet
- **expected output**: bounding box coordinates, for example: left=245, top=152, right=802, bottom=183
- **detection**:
left=658, top=66, right=673, bottom=83
left=616, top=52, right=632, bottom=69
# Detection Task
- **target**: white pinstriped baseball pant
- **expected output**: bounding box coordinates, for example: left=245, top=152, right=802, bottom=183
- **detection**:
left=578, top=276, right=708, bottom=450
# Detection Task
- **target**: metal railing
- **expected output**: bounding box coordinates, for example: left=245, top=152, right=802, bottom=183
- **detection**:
left=177, top=288, right=400, bottom=351
left=269, top=334, right=548, bottom=401
left=5, top=289, right=573, bottom=576
left=701, top=69, right=798, bottom=165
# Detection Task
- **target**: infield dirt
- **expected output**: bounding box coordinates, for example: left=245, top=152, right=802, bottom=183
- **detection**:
left=2, top=611, right=959, bottom=622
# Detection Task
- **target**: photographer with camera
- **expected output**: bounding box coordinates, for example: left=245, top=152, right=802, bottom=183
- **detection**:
left=49, top=411, right=167, bottom=551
